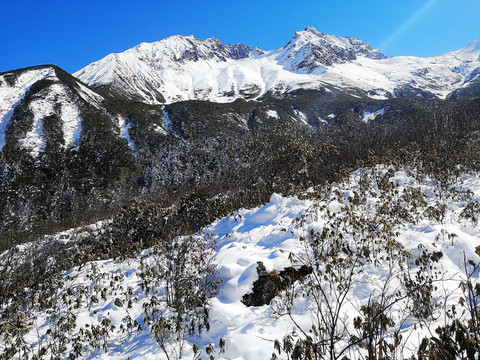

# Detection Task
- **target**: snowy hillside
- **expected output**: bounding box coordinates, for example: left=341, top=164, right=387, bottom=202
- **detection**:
left=321, top=41, right=480, bottom=99
left=0, top=67, right=55, bottom=151
left=0, top=66, right=134, bottom=156
left=74, top=27, right=480, bottom=104
left=4, top=164, right=480, bottom=359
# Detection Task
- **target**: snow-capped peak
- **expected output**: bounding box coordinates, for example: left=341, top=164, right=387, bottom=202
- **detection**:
left=131, top=34, right=264, bottom=65
left=275, top=26, right=386, bottom=73
left=452, top=38, right=480, bottom=60
left=74, top=35, right=267, bottom=104
left=74, top=29, right=388, bottom=104
left=74, top=29, right=480, bottom=104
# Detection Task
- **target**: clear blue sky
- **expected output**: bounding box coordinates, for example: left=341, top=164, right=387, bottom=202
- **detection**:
left=2, top=0, right=479, bottom=73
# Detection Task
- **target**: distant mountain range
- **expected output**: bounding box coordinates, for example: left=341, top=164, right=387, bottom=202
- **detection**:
left=74, top=26, right=480, bottom=103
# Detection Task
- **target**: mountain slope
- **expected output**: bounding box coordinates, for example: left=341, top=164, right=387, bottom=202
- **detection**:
left=74, top=27, right=480, bottom=104
left=322, top=39, right=480, bottom=99
left=3, top=165, right=480, bottom=359
left=74, top=35, right=266, bottom=104
left=0, top=66, right=140, bottom=247
left=0, top=65, right=131, bottom=156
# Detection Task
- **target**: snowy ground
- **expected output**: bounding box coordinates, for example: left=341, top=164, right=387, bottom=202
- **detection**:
left=4, top=166, right=480, bottom=359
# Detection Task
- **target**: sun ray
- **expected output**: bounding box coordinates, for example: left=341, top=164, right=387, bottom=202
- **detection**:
left=380, top=0, right=440, bottom=53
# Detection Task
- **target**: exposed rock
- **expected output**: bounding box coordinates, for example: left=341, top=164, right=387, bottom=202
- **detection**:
left=242, top=262, right=312, bottom=307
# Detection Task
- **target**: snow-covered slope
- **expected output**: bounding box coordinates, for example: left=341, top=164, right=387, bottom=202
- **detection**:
left=74, top=27, right=480, bottom=104
left=74, top=35, right=267, bottom=104
left=0, top=66, right=134, bottom=156
left=322, top=41, right=480, bottom=99
left=0, top=67, right=55, bottom=151
left=7, top=165, right=480, bottom=359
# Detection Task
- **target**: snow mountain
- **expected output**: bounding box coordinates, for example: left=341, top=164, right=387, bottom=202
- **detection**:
left=3, top=27, right=480, bottom=360
left=74, top=26, right=480, bottom=103
left=74, top=35, right=266, bottom=104
left=276, top=26, right=386, bottom=73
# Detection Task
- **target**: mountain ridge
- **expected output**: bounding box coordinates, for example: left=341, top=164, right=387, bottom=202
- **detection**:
left=74, top=26, right=480, bottom=103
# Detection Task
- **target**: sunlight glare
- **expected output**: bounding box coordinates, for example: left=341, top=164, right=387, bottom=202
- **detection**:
left=380, top=0, right=439, bottom=53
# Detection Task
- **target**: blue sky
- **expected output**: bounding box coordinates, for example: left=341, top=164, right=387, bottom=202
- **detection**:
left=2, top=0, right=479, bottom=73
